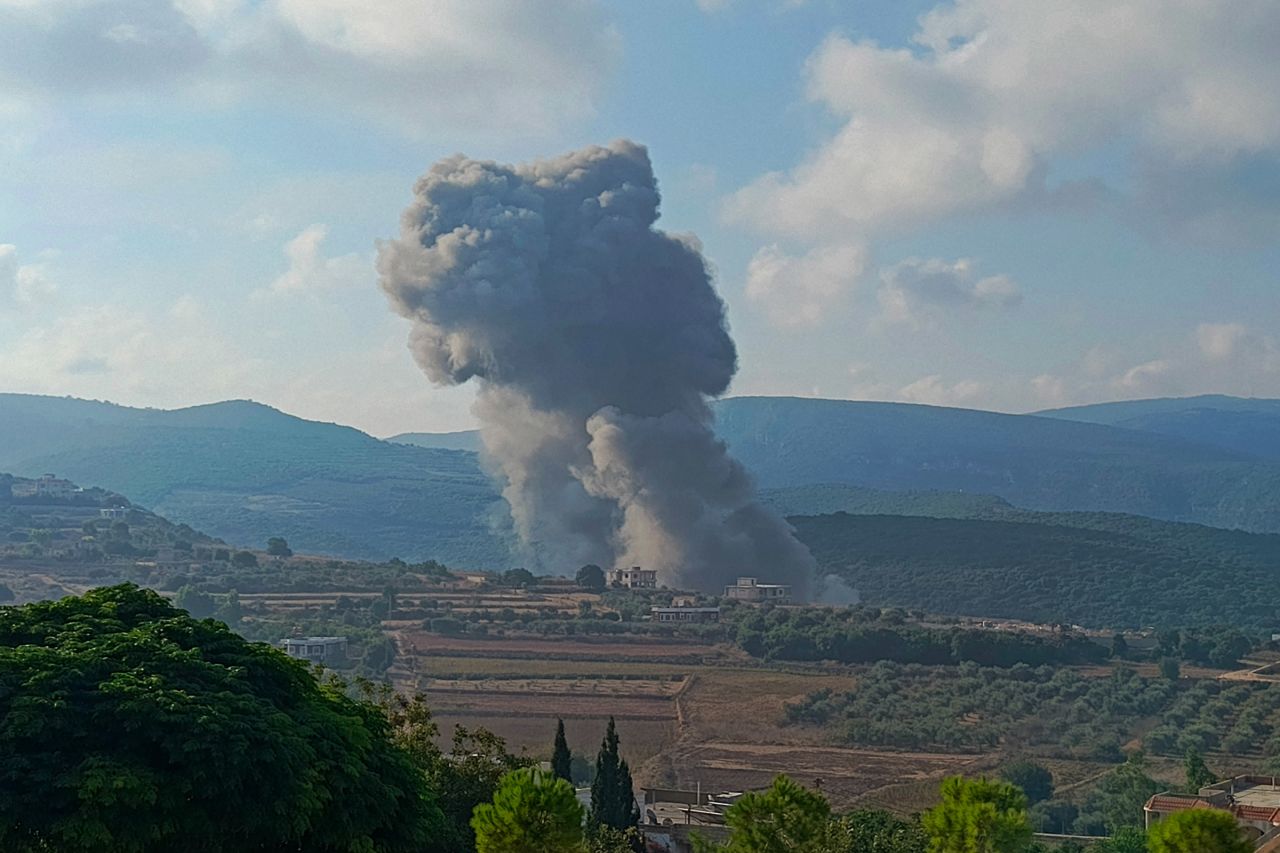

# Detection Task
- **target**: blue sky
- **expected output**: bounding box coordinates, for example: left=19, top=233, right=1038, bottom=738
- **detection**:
left=1, top=0, right=1277, bottom=436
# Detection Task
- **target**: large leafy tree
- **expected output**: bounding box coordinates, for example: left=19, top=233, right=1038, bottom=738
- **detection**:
left=471, top=768, right=584, bottom=853
left=1146, top=809, right=1251, bottom=853
left=1183, top=748, right=1215, bottom=792
left=576, top=564, right=606, bottom=592
left=827, top=809, right=929, bottom=853
left=999, top=760, right=1054, bottom=804
left=374, top=688, right=530, bottom=852
left=0, top=584, right=444, bottom=853
left=590, top=717, right=640, bottom=832
left=1098, top=753, right=1163, bottom=832
left=922, top=776, right=1033, bottom=853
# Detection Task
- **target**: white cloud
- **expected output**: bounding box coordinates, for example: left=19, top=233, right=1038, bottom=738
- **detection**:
left=0, top=243, right=58, bottom=308
left=1030, top=322, right=1280, bottom=410
left=744, top=243, right=866, bottom=327
left=0, top=297, right=263, bottom=402
left=726, top=0, right=1280, bottom=323
left=877, top=257, right=1019, bottom=328
left=1197, top=322, right=1250, bottom=362
left=898, top=374, right=986, bottom=407
left=256, top=224, right=368, bottom=299
left=0, top=0, right=618, bottom=136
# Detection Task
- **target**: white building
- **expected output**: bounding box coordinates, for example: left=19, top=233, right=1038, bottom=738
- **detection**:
left=611, top=567, right=658, bottom=589
left=282, top=636, right=347, bottom=665
left=724, top=577, right=792, bottom=604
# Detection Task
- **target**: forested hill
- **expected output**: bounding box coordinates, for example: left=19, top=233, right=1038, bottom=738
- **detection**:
left=1038, top=394, right=1280, bottom=460
left=792, top=511, right=1280, bottom=630
left=7, top=392, right=1280, bottom=568
left=0, top=395, right=512, bottom=568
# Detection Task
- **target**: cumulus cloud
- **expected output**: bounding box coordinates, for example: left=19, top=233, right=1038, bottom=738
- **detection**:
left=726, top=0, right=1280, bottom=325
left=0, top=0, right=618, bottom=135
left=898, top=374, right=986, bottom=407
left=0, top=244, right=58, bottom=308
left=257, top=224, right=367, bottom=299
left=745, top=243, right=866, bottom=327
left=1031, top=322, right=1280, bottom=409
left=877, top=257, right=1019, bottom=328
left=0, top=297, right=263, bottom=401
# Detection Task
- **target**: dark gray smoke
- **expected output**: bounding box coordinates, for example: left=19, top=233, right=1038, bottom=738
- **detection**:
left=378, top=140, right=814, bottom=595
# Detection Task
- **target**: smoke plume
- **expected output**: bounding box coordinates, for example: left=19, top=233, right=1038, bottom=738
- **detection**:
left=378, top=140, right=814, bottom=595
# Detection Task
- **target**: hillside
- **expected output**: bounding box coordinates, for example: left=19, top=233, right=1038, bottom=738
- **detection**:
left=712, top=396, right=1280, bottom=533
left=1039, top=394, right=1280, bottom=460
left=8, top=392, right=1280, bottom=571
left=388, top=431, right=484, bottom=453
left=0, top=395, right=512, bottom=568
left=791, top=511, right=1280, bottom=630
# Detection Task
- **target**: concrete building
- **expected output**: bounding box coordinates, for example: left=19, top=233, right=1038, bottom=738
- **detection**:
left=1146, top=776, right=1280, bottom=847
left=651, top=604, right=721, bottom=624
left=724, top=577, right=792, bottom=604
left=282, top=636, right=347, bottom=665
left=611, top=567, right=658, bottom=589
left=12, top=474, right=77, bottom=501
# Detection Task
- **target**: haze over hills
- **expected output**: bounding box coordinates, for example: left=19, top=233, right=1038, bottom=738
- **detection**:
left=6, top=392, right=1280, bottom=569
left=1039, top=394, right=1280, bottom=460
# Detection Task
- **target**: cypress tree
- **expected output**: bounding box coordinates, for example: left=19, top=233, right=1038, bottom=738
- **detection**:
left=590, top=717, right=640, bottom=831
left=552, top=719, right=573, bottom=783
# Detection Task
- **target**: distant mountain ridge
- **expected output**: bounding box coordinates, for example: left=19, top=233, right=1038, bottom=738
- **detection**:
left=5, top=392, right=1280, bottom=568
left=1038, top=394, right=1280, bottom=460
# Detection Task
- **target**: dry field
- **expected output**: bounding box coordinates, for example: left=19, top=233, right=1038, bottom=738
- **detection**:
left=391, top=629, right=977, bottom=811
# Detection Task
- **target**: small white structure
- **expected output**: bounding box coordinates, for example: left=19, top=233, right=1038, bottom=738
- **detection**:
left=282, top=636, right=347, bottom=665
left=611, top=567, right=658, bottom=589
left=724, top=577, right=792, bottom=604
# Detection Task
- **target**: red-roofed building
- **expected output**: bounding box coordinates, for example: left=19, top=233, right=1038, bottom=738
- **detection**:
left=1146, top=776, right=1280, bottom=848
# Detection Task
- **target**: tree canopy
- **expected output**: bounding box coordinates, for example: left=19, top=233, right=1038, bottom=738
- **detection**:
left=921, top=776, right=1033, bottom=853
left=589, top=717, right=640, bottom=832
left=1146, top=809, right=1251, bottom=853
left=0, top=584, right=444, bottom=853
left=576, top=564, right=606, bottom=592
left=471, top=768, right=584, bottom=853
left=713, top=774, right=831, bottom=853
left=552, top=719, right=573, bottom=783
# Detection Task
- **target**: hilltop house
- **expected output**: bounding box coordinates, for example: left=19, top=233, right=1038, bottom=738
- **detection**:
left=611, top=567, right=658, bottom=589
left=12, top=474, right=78, bottom=501
left=724, top=577, right=792, bottom=604
left=281, top=636, right=347, bottom=665
left=651, top=598, right=721, bottom=624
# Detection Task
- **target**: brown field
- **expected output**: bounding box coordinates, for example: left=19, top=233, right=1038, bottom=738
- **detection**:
left=398, top=631, right=737, bottom=664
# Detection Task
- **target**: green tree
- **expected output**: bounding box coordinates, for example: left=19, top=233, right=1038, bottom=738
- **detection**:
left=703, top=774, right=831, bottom=853
left=1097, top=753, right=1162, bottom=832
left=1183, top=748, right=1215, bottom=791
left=1147, top=809, right=1251, bottom=853
left=586, top=824, right=644, bottom=852
left=173, top=584, right=216, bottom=619
left=213, top=588, right=242, bottom=627
left=576, top=564, right=606, bottom=592
left=1095, top=826, right=1148, bottom=853
left=231, top=550, right=258, bottom=569
left=0, top=585, right=444, bottom=853
left=922, top=776, right=1033, bottom=853
left=590, top=717, right=640, bottom=831
left=376, top=689, right=530, bottom=852
left=1111, top=634, right=1129, bottom=659
left=1159, top=657, right=1181, bottom=681
left=0, top=583, right=14, bottom=603
left=999, top=760, right=1054, bottom=804
left=266, top=537, right=292, bottom=557
left=826, top=809, right=928, bottom=853
left=471, top=767, right=584, bottom=853
left=552, top=718, right=573, bottom=783
left=502, top=568, right=537, bottom=588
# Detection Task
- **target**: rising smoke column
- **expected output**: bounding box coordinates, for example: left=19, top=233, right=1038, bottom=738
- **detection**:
left=378, top=140, right=814, bottom=595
